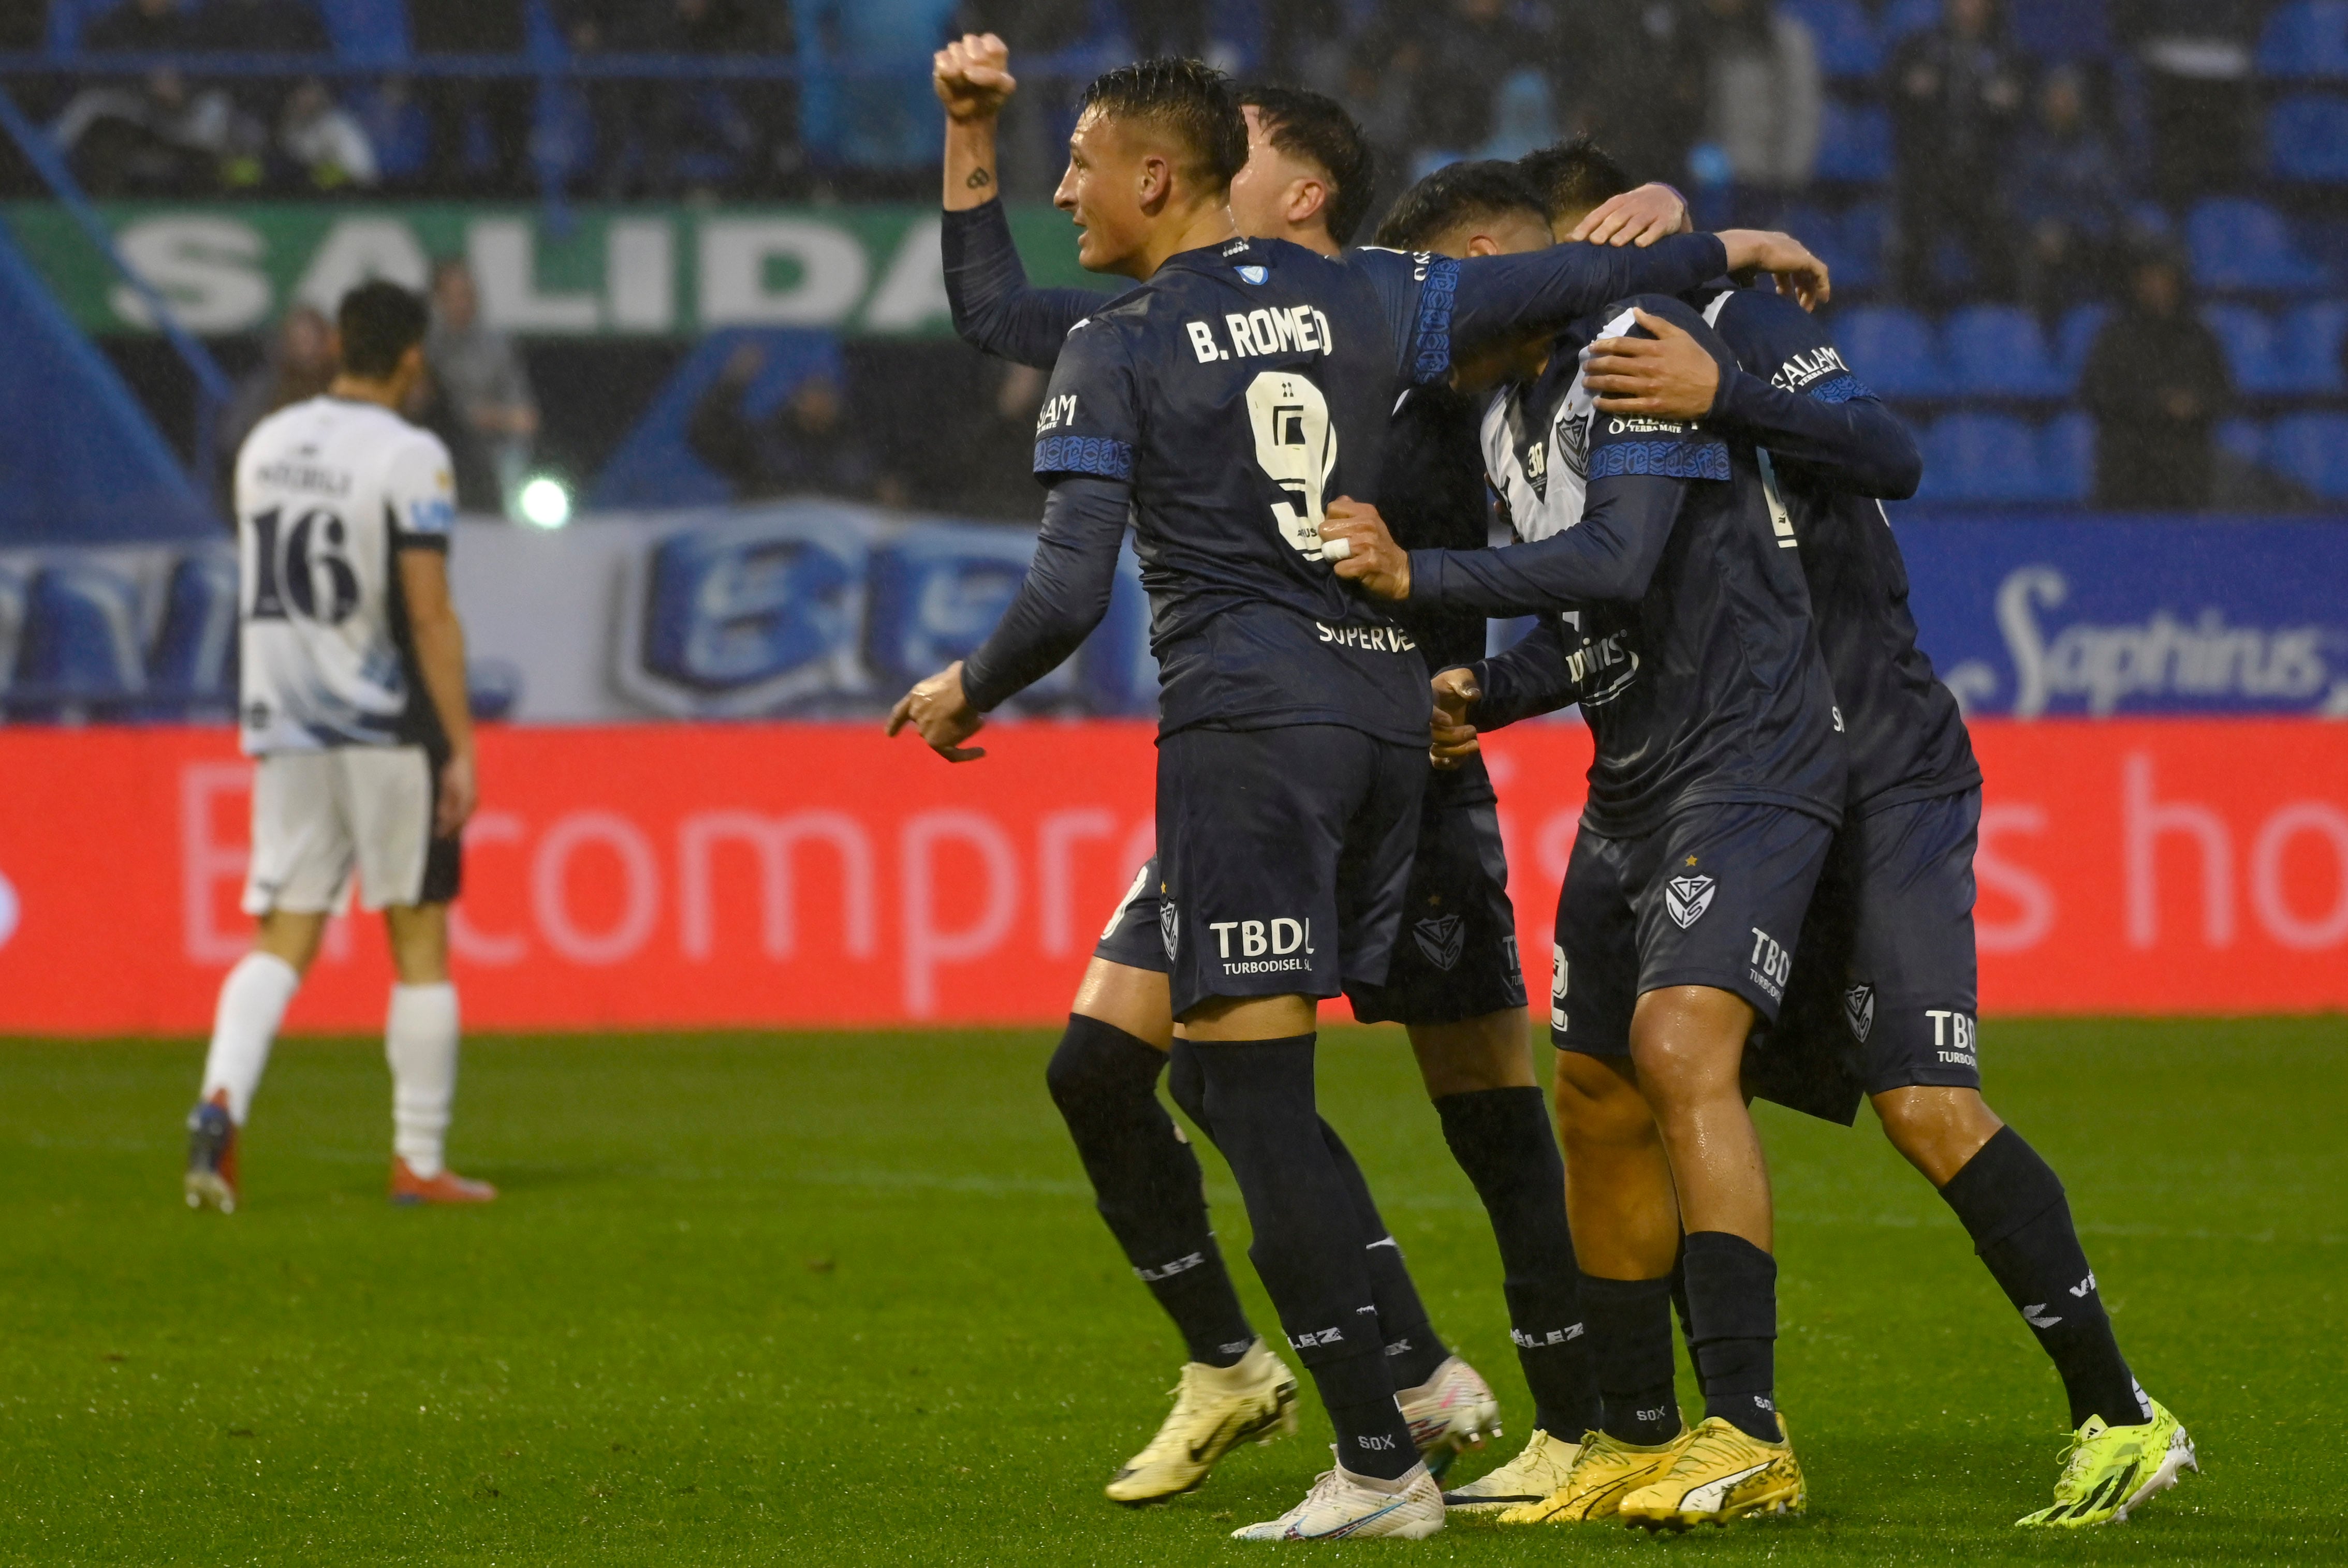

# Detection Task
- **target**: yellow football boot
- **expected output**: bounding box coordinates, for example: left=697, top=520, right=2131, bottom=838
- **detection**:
left=1497, top=1426, right=1690, bottom=1523
left=1443, top=1429, right=1583, bottom=1513
left=1617, top=1414, right=1803, bottom=1530
left=1104, top=1338, right=1298, bottom=1505
left=2016, top=1399, right=2195, bottom=1527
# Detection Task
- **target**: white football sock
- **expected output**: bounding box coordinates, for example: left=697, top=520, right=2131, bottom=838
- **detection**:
left=386, top=983, right=460, bottom=1178
left=200, top=952, right=301, bottom=1125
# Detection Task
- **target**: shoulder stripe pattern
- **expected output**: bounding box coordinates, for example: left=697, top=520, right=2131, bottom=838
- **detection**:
left=1412, top=256, right=1460, bottom=385
left=1590, top=440, right=1732, bottom=481
left=1809, top=373, right=1868, bottom=404
left=1034, top=435, right=1134, bottom=481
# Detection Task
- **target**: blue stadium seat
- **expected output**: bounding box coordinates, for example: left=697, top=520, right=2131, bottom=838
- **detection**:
left=2038, top=412, right=2095, bottom=502
left=2199, top=302, right=2295, bottom=393
left=2055, top=301, right=2114, bottom=380
left=2275, top=299, right=2348, bottom=393
left=2008, top=0, right=2111, bottom=61
left=1942, top=306, right=2070, bottom=397
left=1836, top=202, right=1887, bottom=292
left=2188, top=198, right=2333, bottom=293
left=144, top=550, right=239, bottom=719
left=2266, top=412, right=2348, bottom=497
left=315, top=0, right=409, bottom=63
left=1832, top=305, right=1944, bottom=397
left=10, top=563, right=145, bottom=715
left=1915, top=414, right=2047, bottom=503
left=2215, top=417, right=2268, bottom=468
left=1779, top=0, right=1881, bottom=78
left=2271, top=97, right=2348, bottom=182
left=1813, top=100, right=1891, bottom=184
left=2259, top=1, right=2348, bottom=79
left=1879, top=0, right=1942, bottom=44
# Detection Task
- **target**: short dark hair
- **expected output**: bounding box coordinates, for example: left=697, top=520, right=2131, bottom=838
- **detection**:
left=1078, top=57, right=1248, bottom=195
left=1518, top=136, right=1634, bottom=227
left=1238, top=83, right=1376, bottom=246
left=1373, top=159, right=1547, bottom=252
left=336, top=279, right=429, bottom=380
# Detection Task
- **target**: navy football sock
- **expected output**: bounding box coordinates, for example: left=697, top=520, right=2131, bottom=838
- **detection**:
left=1045, top=1016, right=1253, bottom=1367
left=1939, top=1126, right=2146, bottom=1429
left=1192, top=1034, right=1418, bottom=1479
left=1581, top=1274, right=1681, bottom=1445
left=1434, top=1086, right=1598, bottom=1437
left=1669, top=1241, right=1706, bottom=1398
left=1173, top=1040, right=1449, bottom=1389
left=1322, top=1118, right=1452, bottom=1392
left=1681, top=1231, right=1781, bottom=1442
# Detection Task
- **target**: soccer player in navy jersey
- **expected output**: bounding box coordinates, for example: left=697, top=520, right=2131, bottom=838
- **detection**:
left=890, top=54, right=1824, bottom=1539
left=932, top=39, right=1530, bottom=1507
left=1324, top=290, right=1848, bottom=1528
left=1501, top=143, right=2194, bottom=1531
left=930, top=39, right=1702, bottom=1514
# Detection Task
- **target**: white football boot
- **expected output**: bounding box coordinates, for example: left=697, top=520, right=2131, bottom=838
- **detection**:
left=1442, top=1428, right=1583, bottom=1512
left=1395, top=1356, right=1502, bottom=1475
left=1106, top=1338, right=1299, bottom=1504
left=1231, top=1459, right=1447, bottom=1540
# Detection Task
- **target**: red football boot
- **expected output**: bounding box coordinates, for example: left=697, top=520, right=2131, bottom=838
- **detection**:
left=389, top=1158, right=498, bottom=1205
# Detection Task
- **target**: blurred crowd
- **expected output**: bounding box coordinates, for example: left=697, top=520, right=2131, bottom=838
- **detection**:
left=21, top=0, right=2345, bottom=515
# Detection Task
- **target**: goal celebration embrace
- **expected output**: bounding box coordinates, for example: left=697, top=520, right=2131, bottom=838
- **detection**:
left=10, top=2, right=2348, bottom=1562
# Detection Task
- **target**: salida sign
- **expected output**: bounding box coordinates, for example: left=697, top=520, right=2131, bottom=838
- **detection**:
left=0, top=201, right=1107, bottom=338
left=0, top=720, right=2341, bottom=1036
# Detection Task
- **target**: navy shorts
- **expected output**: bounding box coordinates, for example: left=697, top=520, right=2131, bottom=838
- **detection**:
left=1156, top=724, right=1426, bottom=1019
left=1093, top=856, right=1171, bottom=974
left=1745, top=789, right=1983, bottom=1124
left=1550, top=801, right=1835, bottom=1056
left=1344, top=790, right=1528, bottom=1026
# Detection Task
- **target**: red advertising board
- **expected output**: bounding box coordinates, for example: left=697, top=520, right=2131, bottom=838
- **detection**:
left=0, top=720, right=2342, bottom=1035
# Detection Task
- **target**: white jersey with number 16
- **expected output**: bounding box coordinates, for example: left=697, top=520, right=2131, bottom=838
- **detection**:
left=232, top=395, right=457, bottom=756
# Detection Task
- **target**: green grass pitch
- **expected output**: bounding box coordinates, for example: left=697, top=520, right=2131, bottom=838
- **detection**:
left=3, top=1019, right=2344, bottom=1565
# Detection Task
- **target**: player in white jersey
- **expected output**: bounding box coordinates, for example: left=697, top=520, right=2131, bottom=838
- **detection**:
left=183, top=280, right=494, bottom=1211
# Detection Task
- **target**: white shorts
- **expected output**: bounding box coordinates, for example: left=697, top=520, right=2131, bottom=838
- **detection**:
left=244, top=747, right=451, bottom=915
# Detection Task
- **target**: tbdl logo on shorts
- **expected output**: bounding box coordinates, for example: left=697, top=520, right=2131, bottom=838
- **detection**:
left=1413, top=913, right=1463, bottom=971
left=1665, top=874, right=1715, bottom=929
left=1843, top=983, right=1876, bottom=1044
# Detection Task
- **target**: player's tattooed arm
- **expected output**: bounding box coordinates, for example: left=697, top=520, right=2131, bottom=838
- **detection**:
left=937, top=33, right=1015, bottom=213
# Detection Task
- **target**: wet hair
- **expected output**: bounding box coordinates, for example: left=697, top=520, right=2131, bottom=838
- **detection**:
left=1373, top=159, right=1548, bottom=252
left=335, top=279, right=429, bottom=380
left=1238, top=83, right=1376, bottom=245
left=1518, top=135, right=1634, bottom=227
left=1077, top=57, right=1249, bottom=195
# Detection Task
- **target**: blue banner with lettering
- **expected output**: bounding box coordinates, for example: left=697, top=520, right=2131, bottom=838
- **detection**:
left=5, top=505, right=2345, bottom=723
left=1891, top=511, right=2348, bottom=719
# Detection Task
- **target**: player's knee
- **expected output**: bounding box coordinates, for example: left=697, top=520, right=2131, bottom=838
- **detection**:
left=1873, top=1085, right=2003, bottom=1185
left=1555, top=1052, right=1656, bottom=1148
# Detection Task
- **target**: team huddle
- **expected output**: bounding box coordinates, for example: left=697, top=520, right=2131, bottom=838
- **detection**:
left=887, top=38, right=2196, bottom=1541
left=183, top=29, right=2195, bottom=1547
